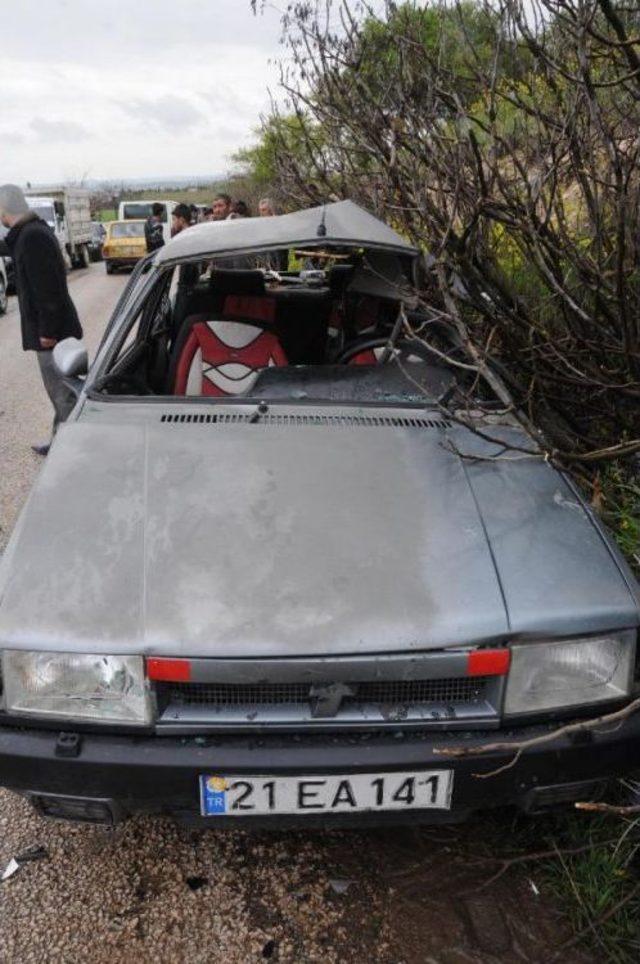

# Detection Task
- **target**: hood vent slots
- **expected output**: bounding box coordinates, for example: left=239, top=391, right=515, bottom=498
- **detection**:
left=159, top=412, right=448, bottom=429
left=160, top=413, right=216, bottom=424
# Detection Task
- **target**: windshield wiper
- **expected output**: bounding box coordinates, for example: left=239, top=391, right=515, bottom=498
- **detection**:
left=249, top=401, right=270, bottom=423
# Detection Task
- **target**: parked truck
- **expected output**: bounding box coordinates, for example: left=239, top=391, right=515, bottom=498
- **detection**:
left=25, top=187, right=93, bottom=269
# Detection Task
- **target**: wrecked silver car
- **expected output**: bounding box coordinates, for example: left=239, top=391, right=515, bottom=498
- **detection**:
left=0, top=201, right=638, bottom=825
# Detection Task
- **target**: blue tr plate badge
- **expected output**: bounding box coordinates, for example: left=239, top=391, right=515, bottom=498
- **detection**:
left=201, top=776, right=228, bottom=815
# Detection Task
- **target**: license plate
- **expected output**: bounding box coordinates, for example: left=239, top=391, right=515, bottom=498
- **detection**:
left=199, top=770, right=453, bottom=817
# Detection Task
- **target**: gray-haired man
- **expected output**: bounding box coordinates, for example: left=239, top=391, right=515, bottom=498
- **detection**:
left=0, top=184, right=83, bottom=455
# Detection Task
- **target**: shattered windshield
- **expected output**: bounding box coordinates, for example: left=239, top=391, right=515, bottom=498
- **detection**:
left=250, top=362, right=454, bottom=405
left=92, top=214, right=471, bottom=406
left=96, top=254, right=461, bottom=406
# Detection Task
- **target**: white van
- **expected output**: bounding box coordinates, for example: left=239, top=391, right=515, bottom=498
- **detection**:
left=118, top=200, right=176, bottom=245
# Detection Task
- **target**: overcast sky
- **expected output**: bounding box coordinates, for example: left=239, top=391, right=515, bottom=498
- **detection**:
left=0, top=0, right=283, bottom=185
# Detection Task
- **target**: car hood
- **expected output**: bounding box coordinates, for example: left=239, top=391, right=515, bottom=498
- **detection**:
left=0, top=416, right=637, bottom=657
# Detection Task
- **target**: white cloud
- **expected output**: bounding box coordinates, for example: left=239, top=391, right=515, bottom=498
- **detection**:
left=0, top=0, right=283, bottom=183
left=30, top=118, right=91, bottom=142
left=118, top=95, right=206, bottom=133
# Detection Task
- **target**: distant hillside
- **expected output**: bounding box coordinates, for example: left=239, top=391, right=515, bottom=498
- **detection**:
left=26, top=174, right=227, bottom=192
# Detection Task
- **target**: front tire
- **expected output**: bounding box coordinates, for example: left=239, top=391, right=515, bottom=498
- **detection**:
left=79, top=244, right=91, bottom=268
left=105, top=261, right=114, bottom=274
left=0, top=276, right=7, bottom=316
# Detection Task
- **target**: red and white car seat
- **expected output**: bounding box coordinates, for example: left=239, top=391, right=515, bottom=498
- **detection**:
left=170, top=314, right=288, bottom=396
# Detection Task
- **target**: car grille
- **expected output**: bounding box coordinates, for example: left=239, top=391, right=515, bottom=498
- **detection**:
left=354, top=678, right=486, bottom=705
left=164, top=676, right=489, bottom=709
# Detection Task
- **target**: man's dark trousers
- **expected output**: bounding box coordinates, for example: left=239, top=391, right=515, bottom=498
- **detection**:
left=37, top=350, right=77, bottom=433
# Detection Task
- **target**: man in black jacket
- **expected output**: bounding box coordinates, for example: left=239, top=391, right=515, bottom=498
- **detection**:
left=0, top=184, right=83, bottom=455
left=144, top=202, right=165, bottom=253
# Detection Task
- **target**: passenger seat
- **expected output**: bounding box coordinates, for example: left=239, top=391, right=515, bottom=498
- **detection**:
left=168, top=316, right=288, bottom=396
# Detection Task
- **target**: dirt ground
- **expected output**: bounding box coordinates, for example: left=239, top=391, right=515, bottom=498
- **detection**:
left=0, top=265, right=594, bottom=963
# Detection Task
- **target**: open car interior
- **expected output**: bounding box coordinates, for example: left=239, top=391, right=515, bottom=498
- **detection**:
left=96, top=254, right=467, bottom=405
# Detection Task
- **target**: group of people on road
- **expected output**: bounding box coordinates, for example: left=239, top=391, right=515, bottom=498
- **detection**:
left=144, top=194, right=279, bottom=253
left=202, top=194, right=277, bottom=224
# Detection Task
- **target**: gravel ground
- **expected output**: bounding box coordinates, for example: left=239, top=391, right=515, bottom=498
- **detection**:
left=0, top=265, right=594, bottom=963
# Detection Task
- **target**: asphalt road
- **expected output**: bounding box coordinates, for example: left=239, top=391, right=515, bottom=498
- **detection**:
left=0, top=264, right=591, bottom=963
left=0, top=262, right=126, bottom=553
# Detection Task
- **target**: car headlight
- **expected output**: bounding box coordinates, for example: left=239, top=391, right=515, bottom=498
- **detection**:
left=2, top=651, right=153, bottom=725
left=504, top=630, right=636, bottom=716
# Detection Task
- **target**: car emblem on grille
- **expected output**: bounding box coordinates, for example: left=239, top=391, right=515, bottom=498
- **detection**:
left=308, top=682, right=356, bottom=718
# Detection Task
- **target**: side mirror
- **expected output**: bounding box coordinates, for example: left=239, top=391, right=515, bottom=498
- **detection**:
left=53, top=337, right=88, bottom=379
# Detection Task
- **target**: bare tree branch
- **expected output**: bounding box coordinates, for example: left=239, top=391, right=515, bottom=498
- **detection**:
left=433, top=695, right=640, bottom=778
left=258, top=0, right=640, bottom=468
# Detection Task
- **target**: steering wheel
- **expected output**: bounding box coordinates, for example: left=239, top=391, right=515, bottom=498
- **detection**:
left=336, top=336, right=438, bottom=366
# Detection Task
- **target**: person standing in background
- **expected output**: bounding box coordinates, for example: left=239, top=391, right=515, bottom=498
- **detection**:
left=210, top=194, right=232, bottom=221
left=144, top=202, right=165, bottom=252
left=172, top=203, right=202, bottom=309
left=0, top=184, right=83, bottom=456
left=258, top=197, right=277, bottom=217
left=228, top=200, right=250, bottom=219
left=171, top=203, right=193, bottom=237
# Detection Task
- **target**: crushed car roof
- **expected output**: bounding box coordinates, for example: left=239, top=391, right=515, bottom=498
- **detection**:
left=155, top=200, right=418, bottom=264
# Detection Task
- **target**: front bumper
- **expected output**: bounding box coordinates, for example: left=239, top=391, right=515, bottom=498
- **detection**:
left=1, top=715, right=638, bottom=827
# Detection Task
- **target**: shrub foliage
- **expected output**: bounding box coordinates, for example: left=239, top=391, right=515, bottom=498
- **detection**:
left=246, top=0, right=640, bottom=467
